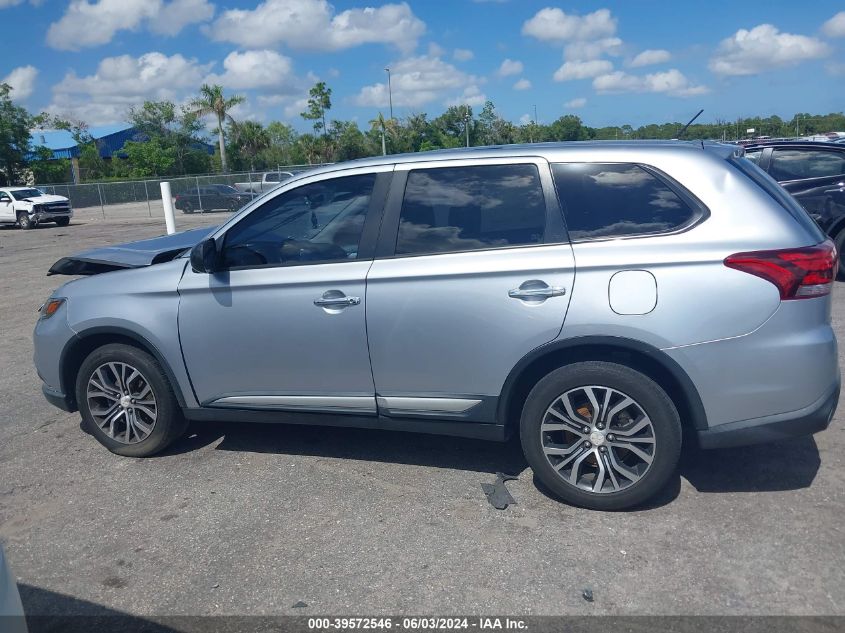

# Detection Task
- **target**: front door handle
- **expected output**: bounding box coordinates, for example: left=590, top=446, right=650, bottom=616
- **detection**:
left=314, top=291, right=361, bottom=308
left=508, top=281, right=567, bottom=301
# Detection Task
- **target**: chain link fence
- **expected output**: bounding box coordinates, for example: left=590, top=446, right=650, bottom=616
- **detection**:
left=37, top=166, right=320, bottom=220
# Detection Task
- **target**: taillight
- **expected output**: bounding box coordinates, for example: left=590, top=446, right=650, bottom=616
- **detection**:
left=724, top=240, right=838, bottom=300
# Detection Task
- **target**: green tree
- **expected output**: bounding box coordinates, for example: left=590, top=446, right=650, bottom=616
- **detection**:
left=30, top=146, right=71, bottom=183
left=0, top=83, right=32, bottom=185
left=120, top=138, right=176, bottom=177
left=128, top=100, right=210, bottom=175
left=231, top=120, right=271, bottom=171
left=301, top=82, right=333, bottom=136
left=189, top=84, right=245, bottom=173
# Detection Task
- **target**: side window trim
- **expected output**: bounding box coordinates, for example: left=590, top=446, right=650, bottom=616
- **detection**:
left=217, top=170, right=393, bottom=271
left=374, top=158, right=567, bottom=260
left=551, top=162, right=709, bottom=244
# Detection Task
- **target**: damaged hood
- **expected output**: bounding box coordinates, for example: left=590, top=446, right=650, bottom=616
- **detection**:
left=21, top=194, right=69, bottom=204
left=49, top=226, right=217, bottom=276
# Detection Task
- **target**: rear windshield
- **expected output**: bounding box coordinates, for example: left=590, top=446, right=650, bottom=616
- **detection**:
left=729, top=157, right=824, bottom=242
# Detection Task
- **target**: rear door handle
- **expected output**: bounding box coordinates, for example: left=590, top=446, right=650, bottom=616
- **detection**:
left=508, top=281, right=567, bottom=301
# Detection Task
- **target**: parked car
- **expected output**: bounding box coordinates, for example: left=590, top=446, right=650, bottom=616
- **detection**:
left=744, top=141, right=845, bottom=274
left=0, top=187, right=72, bottom=229
left=234, top=171, right=296, bottom=194
left=0, top=545, right=26, bottom=633
left=34, top=142, right=839, bottom=510
left=174, top=185, right=253, bottom=214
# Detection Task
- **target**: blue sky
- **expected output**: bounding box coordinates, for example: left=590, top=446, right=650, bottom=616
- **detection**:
left=2, top=0, right=844, bottom=137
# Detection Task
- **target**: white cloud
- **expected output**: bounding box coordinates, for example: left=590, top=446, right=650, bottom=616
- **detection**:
left=354, top=55, right=482, bottom=108
left=553, top=59, right=613, bottom=81
left=453, top=48, right=474, bottom=61
left=0, top=0, right=41, bottom=6
left=564, top=97, right=587, bottom=108
left=48, top=52, right=212, bottom=124
left=497, top=58, right=523, bottom=76
left=709, top=24, right=831, bottom=76
left=205, top=50, right=299, bottom=92
left=149, top=0, right=214, bottom=37
left=206, top=0, right=425, bottom=53
left=47, top=0, right=213, bottom=50
left=564, top=37, right=622, bottom=61
left=2, top=65, right=37, bottom=100
left=445, top=85, right=487, bottom=107
left=519, top=113, right=532, bottom=125
left=428, top=42, right=446, bottom=57
left=629, top=49, right=671, bottom=67
left=593, top=68, right=708, bottom=97
left=513, top=78, right=531, bottom=90
left=822, top=12, right=845, bottom=38
left=522, top=8, right=616, bottom=43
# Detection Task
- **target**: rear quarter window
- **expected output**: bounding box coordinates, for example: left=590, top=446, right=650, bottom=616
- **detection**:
left=729, top=157, right=825, bottom=242
left=551, top=163, right=701, bottom=240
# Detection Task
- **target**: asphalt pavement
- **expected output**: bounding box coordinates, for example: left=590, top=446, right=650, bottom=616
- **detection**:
left=0, top=215, right=843, bottom=620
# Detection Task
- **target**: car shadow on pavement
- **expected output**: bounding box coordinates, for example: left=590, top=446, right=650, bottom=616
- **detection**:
left=680, top=435, right=821, bottom=493
left=19, top=584, right=179, bottom=633
left=166, top=420, right=530, bottom=476
left=162, top=420, right=821, bottom=509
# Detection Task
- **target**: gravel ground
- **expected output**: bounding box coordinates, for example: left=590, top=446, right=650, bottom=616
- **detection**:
left=0, top=215, right=843, bottom=621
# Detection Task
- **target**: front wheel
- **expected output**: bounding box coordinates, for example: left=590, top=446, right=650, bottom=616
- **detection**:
left=17, top=213, right=33, bottom=230
left=520, top=361, right=681, bottom=510
left=55, top=217, right=70, bottom=227
left=75, top=344, right=188, bottom=457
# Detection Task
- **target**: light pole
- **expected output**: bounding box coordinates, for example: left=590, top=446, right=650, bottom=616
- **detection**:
left=464, top=107, right=471, bottom=147
left=385, top=67, right=394, bottom=120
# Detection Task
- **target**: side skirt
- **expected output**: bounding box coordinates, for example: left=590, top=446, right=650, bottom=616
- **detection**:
left=183, top=407, right=507, bottom=442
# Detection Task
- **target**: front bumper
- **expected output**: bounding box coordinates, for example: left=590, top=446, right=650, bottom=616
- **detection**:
left=41, top=383, right=75, bottom=412
left=32, top=209, right=73, bottom=222
left=697, top=381, right=839, bottom=449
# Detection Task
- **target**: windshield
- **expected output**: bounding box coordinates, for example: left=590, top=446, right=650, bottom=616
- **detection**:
left=11, top=188, right=43, bottom=200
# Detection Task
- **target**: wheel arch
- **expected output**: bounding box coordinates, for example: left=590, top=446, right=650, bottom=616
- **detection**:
left=497, top=336, right=708, bottom=436
left=60, top=326, right=188, bottom=410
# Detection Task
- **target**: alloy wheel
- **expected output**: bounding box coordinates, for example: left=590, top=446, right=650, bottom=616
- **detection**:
left=540, top=385, right=656, bottom=494
left=86, top=362, right=158, bottom=444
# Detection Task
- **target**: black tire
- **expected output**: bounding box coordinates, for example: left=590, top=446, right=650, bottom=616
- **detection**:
left=17, top=212, right=33, bottom=230
left=55, top=217, right=70, bottom=227
left=75, top=343, right=188, bottom=457
left=833, top=226, right=845, bottom=279
left=182, top=201, right=194, bottom=214
left=520, top=361, right=681, bottom=511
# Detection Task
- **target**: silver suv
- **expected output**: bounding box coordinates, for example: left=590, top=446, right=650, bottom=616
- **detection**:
left=34, top=142, right=840, bottom=510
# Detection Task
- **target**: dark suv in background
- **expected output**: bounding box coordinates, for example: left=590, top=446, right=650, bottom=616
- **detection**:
left=745, top=141, right=845, bottom=274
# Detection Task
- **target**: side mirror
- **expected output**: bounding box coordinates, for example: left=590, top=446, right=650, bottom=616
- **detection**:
left=190, top=238, right=220, bottom=274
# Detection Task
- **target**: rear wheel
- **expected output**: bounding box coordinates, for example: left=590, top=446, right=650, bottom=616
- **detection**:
left=17, top=212, right=33, bottom=230
left=520, top=361, right=681, bottom=510
left=75, top=344, right=187, bottom=457
left=182, top=201, right=194, bottom=214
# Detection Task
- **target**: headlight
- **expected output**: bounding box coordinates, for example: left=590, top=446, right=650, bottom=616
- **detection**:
left=39, top=298, right=65, bottom=319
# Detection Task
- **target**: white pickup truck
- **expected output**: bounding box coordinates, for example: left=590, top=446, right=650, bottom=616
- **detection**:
left=234, top=171, right=296, bottom=194
left=0, top=187, right=73, bottom=229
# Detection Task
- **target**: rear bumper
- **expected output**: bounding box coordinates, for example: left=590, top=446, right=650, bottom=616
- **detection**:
left=697, top=381, right=839, bottom=449
left=42, top=383, right=75, bottom=413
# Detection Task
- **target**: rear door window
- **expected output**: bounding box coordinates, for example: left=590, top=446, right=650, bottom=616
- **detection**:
left=551, top=163, right=699, bottom=240
left=395, top=164, right=546, bottom=255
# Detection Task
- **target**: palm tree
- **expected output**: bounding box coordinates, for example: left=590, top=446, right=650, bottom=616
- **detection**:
left=189, top=84, right=245, bottom=172
left=233, top=121, right=271, bottom=171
